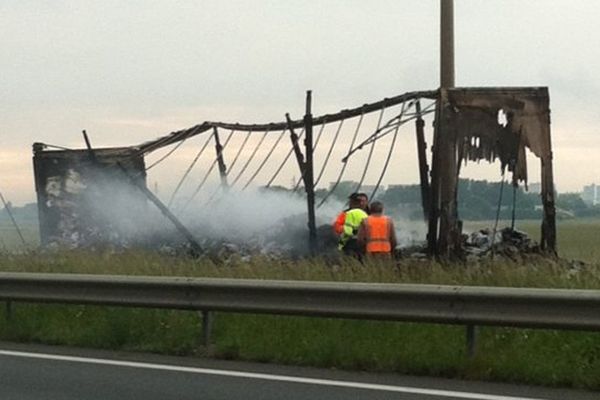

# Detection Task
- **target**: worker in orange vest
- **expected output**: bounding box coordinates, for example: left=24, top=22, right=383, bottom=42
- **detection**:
left=357, top=201, right=397, bottom=258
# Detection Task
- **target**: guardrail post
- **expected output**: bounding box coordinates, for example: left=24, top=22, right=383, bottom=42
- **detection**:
left=466, top=324, right=477, bottom=358
left=201, top=310, right=213, bottom=348
left=5, top=301, right=12, bottom=321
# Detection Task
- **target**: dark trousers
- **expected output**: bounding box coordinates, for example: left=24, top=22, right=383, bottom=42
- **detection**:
left=343, top=238, right=364, bottom=261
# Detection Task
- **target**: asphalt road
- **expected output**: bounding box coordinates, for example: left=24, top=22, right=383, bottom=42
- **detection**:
left=0, top=342, right=597, bottom=400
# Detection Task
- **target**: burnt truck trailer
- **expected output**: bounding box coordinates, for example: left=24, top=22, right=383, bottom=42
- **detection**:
left=30, top=87, right=556, bottom=257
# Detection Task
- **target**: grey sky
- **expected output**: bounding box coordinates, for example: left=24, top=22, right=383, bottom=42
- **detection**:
left=2, top=0, right=600, bottom=204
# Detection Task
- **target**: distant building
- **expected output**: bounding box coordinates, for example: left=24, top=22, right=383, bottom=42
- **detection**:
left=387, top=184, right=413, bottom=190
left=360, top=185, right=381, bottom=195
left=582, top=184, right=600, bottom=206
left=328, top=180, right=358, bottom=191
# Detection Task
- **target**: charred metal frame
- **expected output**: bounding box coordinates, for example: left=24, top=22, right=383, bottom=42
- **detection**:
left=31, top=87, right=556, bottom=258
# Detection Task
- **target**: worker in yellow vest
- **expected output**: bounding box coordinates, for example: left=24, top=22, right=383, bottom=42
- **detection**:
left=337, top=193, right=369, bottom=257
left=357, top=201, right=397, bottom=258
left=332, top=192, right=370, bottom=236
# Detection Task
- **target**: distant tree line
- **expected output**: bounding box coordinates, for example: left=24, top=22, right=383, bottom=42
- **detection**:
left=379, top=180, right=600, bottom=220
left=304, top=179, right=600, bottom=221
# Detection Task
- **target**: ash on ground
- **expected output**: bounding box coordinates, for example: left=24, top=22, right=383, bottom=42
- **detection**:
left=151, top=214, right=340, bottom=261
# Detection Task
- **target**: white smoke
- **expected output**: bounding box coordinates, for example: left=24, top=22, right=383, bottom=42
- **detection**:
left=181, top=188, right=320, bottom=240
left=62, top=173, right=426, bottom=253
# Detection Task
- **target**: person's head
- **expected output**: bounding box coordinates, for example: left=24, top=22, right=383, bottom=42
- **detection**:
left=348, top=192, right=362, bottom=208
left=370, top=201, right=384, bottom=214
left=357, top=193, right=369, bottom=210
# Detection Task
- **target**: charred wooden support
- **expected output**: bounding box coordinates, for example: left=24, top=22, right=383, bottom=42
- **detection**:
left=213, top=127, right=229, bottom=189
left=415, top=101, right=431, bottom=222
left=304, top=90, right=317, bottom=254
left=286, top=113, right=307, bottom=184
left=541, top=153, right=557, bottom=253
left=434, top=89, right=461, bottom=257
left=285, top=92, right=317, bottom=254
left=82, top=130, right=95, bottom=160
left=427, top=100, right=442, bottom=255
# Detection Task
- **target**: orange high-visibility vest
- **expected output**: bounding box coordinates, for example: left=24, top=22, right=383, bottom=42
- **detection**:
left=333, top=211, right=346, bottom=235
left=364, top=215, right=392, bottom=253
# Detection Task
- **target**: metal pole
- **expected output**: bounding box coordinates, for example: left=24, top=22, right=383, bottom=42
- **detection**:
left=201, top=310, right=213, bottom=348
left=304, top=90, right=317, bottom=254
left=466, top=324, right=477, bottom=358
left=434, top=0, right=458, bottom=257
left=5, top=301, right=12, bottom=321
left=440, top=0, right=455, bottom=88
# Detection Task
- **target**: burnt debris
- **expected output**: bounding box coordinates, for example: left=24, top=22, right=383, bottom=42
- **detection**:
left=427, top=87, right=556, bottom=258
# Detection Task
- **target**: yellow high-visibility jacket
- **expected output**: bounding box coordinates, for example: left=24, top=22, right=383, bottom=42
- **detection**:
left=338, top=208, right=368, bottom=249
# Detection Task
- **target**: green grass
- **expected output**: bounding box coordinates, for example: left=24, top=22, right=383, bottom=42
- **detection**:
left=0, top=219, right=600, bottom=389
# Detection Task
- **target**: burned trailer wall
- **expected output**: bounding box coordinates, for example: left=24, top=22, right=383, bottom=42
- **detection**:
left=428, top=87, right=556, bottom=257
left=32, top=144, right=147, bottom=248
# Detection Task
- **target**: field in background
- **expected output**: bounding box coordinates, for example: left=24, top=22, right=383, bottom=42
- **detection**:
left=0, top=218, right=599, bottom=390
left=0, top=223, right=38, bottom=254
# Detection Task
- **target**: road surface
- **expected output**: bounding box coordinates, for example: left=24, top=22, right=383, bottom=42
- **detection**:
left=0, top=342, right=596, bottom=400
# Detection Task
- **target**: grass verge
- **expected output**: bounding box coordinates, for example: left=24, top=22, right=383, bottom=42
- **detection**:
left=0, top=250, right=599, bottom=390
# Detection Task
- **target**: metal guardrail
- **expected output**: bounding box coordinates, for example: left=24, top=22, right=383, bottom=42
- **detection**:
left=1, top=272, right=599, bottom=354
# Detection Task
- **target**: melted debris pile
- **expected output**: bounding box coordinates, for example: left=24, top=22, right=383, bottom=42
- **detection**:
left=463, top=227, right=540, bottom=260
left=396, top=227, right=543, bottom=262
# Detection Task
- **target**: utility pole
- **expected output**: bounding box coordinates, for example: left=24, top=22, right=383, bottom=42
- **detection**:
left=429, top=0, right=458, bottom=257
left=440, top=0, right=476, bottom=354
left=440, top=0, right=455, bottom=88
